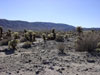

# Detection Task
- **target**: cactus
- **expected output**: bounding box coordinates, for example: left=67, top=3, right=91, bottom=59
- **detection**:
left=8, top=39, right=19, bottom=49
left=24, top=29, right=27, bottom=33
left=76, top=26, right=83, bottom=36
left=0, top=26, right=3, bottom=39
left=24, top=30, right=36, bottom=42
left=6, top=29, right=12, bottom=37
left=42, top=33, right=46, bottom=42
left=13, top=32, right=19, bottom=39
left=51, top=28, right=56, bottom=40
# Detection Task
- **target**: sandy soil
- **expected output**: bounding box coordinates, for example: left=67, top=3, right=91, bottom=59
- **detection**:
left=0, top=38, right=100, bottom=75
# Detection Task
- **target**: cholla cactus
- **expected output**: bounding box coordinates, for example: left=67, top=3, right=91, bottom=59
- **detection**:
left=8, top=39, right=19, bottom=49
left=6, top=29, right=12, bottom=37
left=32, top=32, right=36, bottom=42
left=42, top=33, right=46, bottom=42
left=47, top=33, right=54, bottom=40
left=24, top=29, right=27, bottom=33
left=76, top=26, right=83, bottom=35
left=0, top=26, right=3, bottom=39
left=13, top=32, right=19, bottom=39
left=24, top=30, right=36, bottom=42
left=51, top=28, right=56, bottom=40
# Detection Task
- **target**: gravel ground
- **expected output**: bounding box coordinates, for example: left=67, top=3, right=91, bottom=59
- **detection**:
left=0, top=38, right=100, bottom=75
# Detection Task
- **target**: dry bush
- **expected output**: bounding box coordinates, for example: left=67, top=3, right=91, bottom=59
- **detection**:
left=22, top=41, right=32, bottom=48
left=75, top=32, right=100, bottom=52
left=57, top=43, right=65, bottom=54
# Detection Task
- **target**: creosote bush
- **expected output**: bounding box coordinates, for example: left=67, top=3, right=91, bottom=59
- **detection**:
left=75, top=32, right=100, bottom=52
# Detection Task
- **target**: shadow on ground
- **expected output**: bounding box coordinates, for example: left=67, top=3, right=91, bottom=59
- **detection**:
left=0, top=49, right=15, bottom=55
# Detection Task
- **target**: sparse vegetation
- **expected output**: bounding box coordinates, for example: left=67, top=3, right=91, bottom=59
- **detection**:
left=0, top=26, right=3, bottom=40
left=57, top=43, right=65, bottom=54
left=75, top=32, right=100, bottom=52
left=22, top=41, right=32, bottom=48
left=8, top=39, right=19, bottom=50
left=56, top=34, right=64, bottom=42
left=76, top=26, right=83, bottom=36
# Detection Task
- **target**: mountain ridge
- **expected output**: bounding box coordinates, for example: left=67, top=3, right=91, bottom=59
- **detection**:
left=0, top=19, right=100, bottom=31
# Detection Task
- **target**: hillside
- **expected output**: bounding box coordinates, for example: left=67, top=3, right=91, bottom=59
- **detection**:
left=0, top=19, right=75, bottom=31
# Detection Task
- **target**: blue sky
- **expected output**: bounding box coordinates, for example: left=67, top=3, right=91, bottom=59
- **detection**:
left=0, top=0, right=100, bottom=28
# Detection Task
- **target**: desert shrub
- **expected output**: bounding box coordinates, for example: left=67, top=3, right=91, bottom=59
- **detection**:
left=22, top=41, right=32, bottom=48
left=8, top=39, right=19, bottom=49
left=57, top=43, right=65, bottom=54
left=55, top=34, right=64, bottom=42
left=75, top=32, right=100, bottom=52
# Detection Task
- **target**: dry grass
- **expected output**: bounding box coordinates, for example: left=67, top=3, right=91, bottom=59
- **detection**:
left=75, top=32, right=100, bottom=52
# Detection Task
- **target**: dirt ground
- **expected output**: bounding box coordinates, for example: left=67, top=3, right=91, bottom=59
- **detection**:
left=0, top=38, right=100, bottom=75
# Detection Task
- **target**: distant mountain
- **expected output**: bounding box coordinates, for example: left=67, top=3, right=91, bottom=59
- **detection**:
left=0, top=19, right=100, bottom=31
left=0, top=19, right=75, bottom=31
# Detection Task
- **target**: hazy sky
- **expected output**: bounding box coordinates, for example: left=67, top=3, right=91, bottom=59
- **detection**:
left=0, top=0, right=100, bottom=27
